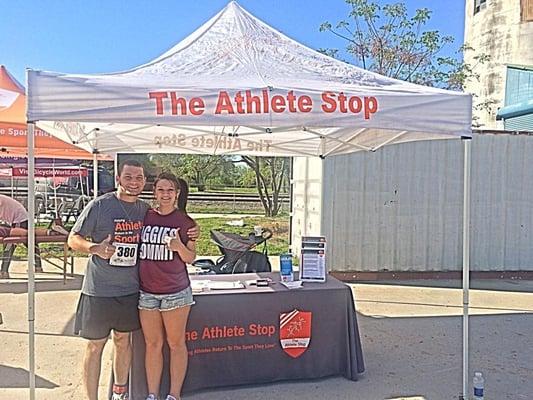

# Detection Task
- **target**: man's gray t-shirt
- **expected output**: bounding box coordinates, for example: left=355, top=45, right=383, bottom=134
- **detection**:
left=72, top=192, right=149, bottom=297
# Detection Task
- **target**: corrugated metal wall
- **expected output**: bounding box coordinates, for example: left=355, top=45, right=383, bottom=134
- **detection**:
left=505, top=114, right=533, bottom=131
left=320, top=134, right=533, bottom=272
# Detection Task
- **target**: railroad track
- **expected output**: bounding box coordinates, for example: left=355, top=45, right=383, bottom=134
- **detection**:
left=0, top=187, right=289, bottom=204
left=140, top=191, right=290, bottom=203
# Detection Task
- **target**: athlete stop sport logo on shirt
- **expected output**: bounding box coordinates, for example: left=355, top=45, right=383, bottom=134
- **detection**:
left=109, top=218, right=143, bottom=267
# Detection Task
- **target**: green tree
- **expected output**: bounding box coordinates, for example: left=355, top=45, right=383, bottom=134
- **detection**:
left=238, top=156, right=289, bottom=217
left=150, top=154, right=232, bottom=191
left=116, top=153, right=158, bottom=182
left=319, top=0, right=490, bottom=96
left=116, top=154, right=156, bottom=171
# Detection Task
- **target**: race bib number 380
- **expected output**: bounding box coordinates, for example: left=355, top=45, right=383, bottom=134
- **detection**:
left=109, top=243, right=138, bottom=267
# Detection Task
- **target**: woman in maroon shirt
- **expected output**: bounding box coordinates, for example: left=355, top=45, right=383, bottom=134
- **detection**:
left=138, top=173, right=197, bottom=400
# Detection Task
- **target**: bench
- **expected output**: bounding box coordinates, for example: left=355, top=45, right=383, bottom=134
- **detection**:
left=0, top=235, right=74, bottom=284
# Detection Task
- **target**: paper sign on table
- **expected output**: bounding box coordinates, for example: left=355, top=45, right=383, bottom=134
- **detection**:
left=300, top=236, right=327, bottom=282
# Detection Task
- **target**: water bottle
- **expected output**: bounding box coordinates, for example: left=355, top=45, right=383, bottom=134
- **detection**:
left=473, top=371, right=484, bottom=400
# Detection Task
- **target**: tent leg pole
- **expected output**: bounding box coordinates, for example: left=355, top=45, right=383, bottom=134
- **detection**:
left=288, top=157, right=294, bottom=250
left=114, top=154, right=118, bottom=189
left=462, top=137, right=472, bottom=400
left=318, top=139, right=325, bottom=237
left=303, top=157, right=309, bottom=236
left=93, top=153, right=98, bottom=199
left=28, top=122, right=36, bottom=400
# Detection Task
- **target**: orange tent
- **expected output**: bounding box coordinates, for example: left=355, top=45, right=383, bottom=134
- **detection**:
left=0, top=65, right=100, bottom=160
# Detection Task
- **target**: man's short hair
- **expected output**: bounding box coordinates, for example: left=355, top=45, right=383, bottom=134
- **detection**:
left=118, top=159, right=145, bottom=175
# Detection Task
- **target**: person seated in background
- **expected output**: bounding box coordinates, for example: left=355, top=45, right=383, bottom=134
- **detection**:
left=0, top=194, right=68, bottom=279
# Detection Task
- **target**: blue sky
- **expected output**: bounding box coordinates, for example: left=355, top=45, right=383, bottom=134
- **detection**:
left=1, top=0, right=465, bottom=84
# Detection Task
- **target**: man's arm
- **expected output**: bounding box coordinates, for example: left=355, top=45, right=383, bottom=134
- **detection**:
left=68, top=233, right=116, bottom=259
left=186, top=221, right=200, bottom=241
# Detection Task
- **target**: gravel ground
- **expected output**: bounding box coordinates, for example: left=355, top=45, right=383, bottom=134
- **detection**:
left=0, top=258, right=532, bottom=400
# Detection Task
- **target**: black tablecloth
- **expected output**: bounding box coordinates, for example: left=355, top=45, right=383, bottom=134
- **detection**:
left=130, top=273, right=364, bottom=398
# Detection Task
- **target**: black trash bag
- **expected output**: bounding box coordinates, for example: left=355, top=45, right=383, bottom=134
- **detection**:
left=232, top=250, right=272, bottom=273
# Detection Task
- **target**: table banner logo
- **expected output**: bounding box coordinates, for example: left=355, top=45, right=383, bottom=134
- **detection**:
left=279, top=309, right=312, bottom=358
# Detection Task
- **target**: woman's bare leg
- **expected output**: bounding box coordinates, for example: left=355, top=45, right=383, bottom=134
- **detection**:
left=162, top=306, right=191, bottom=399
left=140, top=309, right=165, bottom=397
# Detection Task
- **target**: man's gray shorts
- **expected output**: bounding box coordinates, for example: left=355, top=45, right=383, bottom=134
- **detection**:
left=74, top=293, right=140, bottom=340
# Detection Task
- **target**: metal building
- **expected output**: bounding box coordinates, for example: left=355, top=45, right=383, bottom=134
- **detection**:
left=291, top=132, right=533, bottom=273
left=290, top=1, right=533, bottom=273
left=496, top=64, right=533, bottom=130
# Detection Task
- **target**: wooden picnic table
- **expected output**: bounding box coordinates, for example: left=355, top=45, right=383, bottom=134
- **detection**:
left=0, top=235, right=73, bottom=283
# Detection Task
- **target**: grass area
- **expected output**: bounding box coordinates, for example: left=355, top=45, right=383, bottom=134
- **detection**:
left=187, top=200, right=290, bottom=215
left=7, top=215, right=290, bottom=260
left=194, top=216, right=289, bottom=255
left=10, top=221, right=79, bottom=258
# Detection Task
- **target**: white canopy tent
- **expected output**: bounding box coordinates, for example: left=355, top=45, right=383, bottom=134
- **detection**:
left=26, top=1, right=473, bottom=398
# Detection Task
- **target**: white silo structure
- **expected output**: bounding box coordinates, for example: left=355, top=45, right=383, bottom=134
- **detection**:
left=464, top=0, right=533, bottom=128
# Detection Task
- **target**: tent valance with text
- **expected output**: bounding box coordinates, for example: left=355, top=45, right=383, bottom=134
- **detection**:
left=27, top=1, right=471, bottom=157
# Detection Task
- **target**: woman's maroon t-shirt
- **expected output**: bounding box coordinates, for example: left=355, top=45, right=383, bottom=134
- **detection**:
left=139, top=208, right=195, bottom=294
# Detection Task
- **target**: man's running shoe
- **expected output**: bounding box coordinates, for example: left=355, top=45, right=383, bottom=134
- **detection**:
left=145, top=395, right=157, bottom=400
left=111, top=392, right=129, bottom=400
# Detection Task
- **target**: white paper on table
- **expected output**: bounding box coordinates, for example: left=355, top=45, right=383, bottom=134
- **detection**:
left=191, top=280, right=211, bottom=293
left=280, top=280, right=303, bottom=290
left=208, top=281, right=245, bottom=290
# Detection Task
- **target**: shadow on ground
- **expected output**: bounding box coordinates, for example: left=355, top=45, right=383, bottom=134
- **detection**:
left=364, top=279, right=533, bottom=293
left=61, top=314, right=76, bottom=336
left=0, top=274, right=83, bottom=294
left=0, top=365, right=58, bottom=389
left=0, top=312, right=77, bottom=338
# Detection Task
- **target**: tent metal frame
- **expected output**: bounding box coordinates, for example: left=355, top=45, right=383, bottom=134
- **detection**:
left=26, top=122, right=474, bottom=400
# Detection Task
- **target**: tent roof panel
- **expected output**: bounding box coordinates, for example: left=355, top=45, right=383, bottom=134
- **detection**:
left=27, top=1, right=472, bottom=157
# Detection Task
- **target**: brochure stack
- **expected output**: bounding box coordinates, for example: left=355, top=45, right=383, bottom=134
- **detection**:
left=300, top=236, right=326, bottom=282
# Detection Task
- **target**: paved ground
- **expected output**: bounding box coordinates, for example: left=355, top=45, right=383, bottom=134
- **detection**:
left=0, top=258, right=532, bottom=400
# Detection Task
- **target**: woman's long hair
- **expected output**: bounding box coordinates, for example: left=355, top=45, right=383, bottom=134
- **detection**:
left=177, top=177, right=189, bottom=212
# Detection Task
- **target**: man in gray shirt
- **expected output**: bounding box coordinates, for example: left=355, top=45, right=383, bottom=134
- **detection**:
left=69, top=160, right=198, bottom=400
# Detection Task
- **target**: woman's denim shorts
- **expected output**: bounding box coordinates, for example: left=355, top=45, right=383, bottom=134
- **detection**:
left=138, top=286, right=194, bottom=311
